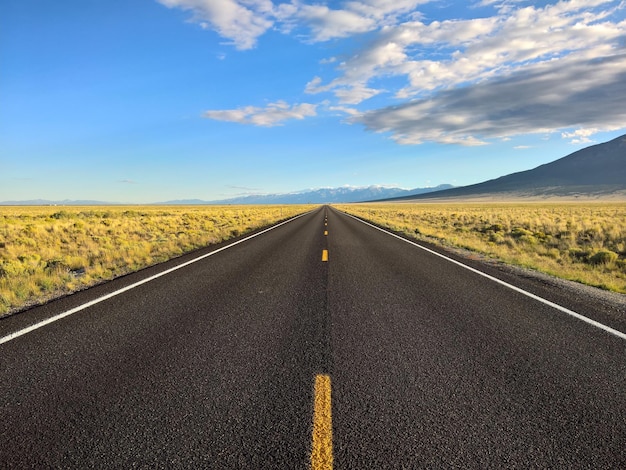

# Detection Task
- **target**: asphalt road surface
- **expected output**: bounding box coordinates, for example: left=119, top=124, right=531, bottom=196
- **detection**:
left=1, top=206, right=625, bottom=468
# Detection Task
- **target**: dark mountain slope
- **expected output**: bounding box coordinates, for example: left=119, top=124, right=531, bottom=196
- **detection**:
left=392, top=134, right=626, bottom=200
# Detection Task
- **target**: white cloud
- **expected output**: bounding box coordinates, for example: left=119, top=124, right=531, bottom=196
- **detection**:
left=203, top=101, right=318, bottom=126
left=277, top=0, right=429, bottom=42
left=305, top=76, right=324, bottom=93
left=307, top=0, right=625, bottom=105
left=161, top=0, right=626, bottom=145
left=293, top=4, right=376, bottom=41
left=306, top=75, right=382, bottom=104
left=561, top=127, right=600, bottom=144
left=347, top=0, right=427, bottom=21
left=356, top=53, right=626, bottom=145
left=157, top=0, right=274, bottom=49
left=329, top=105, right=361, bottom=117
left=159, top=0, right=431, bottom=49
left=334, top=83, right=383, bottom=104
left=306, top=40, right=407, bottom=103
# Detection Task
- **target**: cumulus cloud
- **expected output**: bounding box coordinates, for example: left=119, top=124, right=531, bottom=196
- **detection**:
left=310, top=0, right=626, bottom=104
left=157, top=0, right=274, bottom=49
left=276, top=0, right=428, bottom=41
left=290, top=4, right=376, bottom=41
left=158, top=0, right=429, bottom=48
left=329, top=105, right=361, bottom=117
left=356, top=53, right=626, bottom=145
left=161, top=0, right=626, bottom=143
left=561, top=128, right=601, bottom=144
left=203, top=101, right=318, bottom=126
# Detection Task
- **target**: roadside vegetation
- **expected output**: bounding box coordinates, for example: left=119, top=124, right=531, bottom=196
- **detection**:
left=0, top=205, right=314, bottom=316
left=335, top=203, right=626, bottom=294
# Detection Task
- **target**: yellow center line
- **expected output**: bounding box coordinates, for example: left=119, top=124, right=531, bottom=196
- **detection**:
left=311, top=374, right=333, bottom=470
left=322, top=250, right=328, bottom=262
left=324, top=230, right=328, bottom=236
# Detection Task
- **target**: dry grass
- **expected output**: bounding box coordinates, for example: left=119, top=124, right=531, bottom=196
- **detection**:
left=0, top=205, right=314, bottom=316
left=335, top=202, right=626, bottom=294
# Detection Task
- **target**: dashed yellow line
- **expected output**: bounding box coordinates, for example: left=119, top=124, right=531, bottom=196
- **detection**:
left=322, top=250, right=329, bottom=262
left=324, top=230, right=328, bottom=236
left=311, top=374, right=333, bottom=470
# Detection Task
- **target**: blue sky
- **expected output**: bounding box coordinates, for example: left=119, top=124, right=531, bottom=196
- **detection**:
left=1, top=0, right=625, bottom=203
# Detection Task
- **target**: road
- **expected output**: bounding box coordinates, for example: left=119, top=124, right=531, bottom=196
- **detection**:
left=1, top=206, right=625, bottom=468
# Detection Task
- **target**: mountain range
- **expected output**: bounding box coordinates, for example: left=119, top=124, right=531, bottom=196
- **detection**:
left=160, top=185, right=454, bottom=205
left=0, top=186, right=452, bottom=206
left=3, top=134, right=624, bottom=205
left=388, top=134, right=626, bottom=201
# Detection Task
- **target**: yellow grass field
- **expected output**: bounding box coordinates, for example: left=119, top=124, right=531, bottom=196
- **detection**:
left=0, top=205, right=315, bottom=316
left=335, top=202, right=626, bottom=294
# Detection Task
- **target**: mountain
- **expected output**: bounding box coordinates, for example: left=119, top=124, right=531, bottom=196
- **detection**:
left=388, top=134, right=626, bottom=201
left=1, top=186, right=454, bottom=206
left=160, top=185, right=454, bottom=205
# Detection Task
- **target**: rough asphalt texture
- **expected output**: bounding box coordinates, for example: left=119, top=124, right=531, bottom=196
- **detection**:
left=1, top=207, right=625, bottom=468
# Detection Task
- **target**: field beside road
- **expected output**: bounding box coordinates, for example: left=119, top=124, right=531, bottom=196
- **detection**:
left=0, top=205, right=314, bottom=316
left=335, top=202, right=626, bottom=294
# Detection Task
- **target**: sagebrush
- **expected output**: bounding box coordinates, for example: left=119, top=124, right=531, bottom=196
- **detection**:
left=0, top=205, right=314, bottom=316
left=335, top=203, right=626, bottom=294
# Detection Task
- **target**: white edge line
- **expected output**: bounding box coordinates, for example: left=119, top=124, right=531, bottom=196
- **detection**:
left=338, top=209, right=626, bottom=341
left=0, top=210, right=316, bottom=346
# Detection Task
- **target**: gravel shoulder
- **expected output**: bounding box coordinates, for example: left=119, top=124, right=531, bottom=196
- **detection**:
left=435, top=242, right=626, bottom=317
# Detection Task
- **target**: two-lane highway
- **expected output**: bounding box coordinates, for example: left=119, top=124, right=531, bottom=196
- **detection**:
left=1, top=206, right=625, bottom=468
